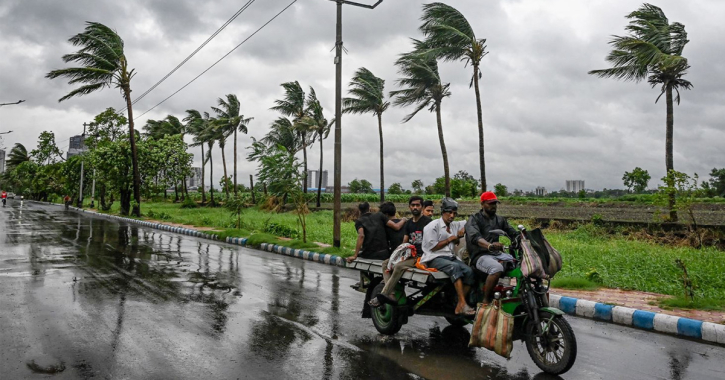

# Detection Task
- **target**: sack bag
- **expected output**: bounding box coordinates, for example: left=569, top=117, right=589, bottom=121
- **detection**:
left=543, top=236, right=562, bottom=277
left=468, top=300, right=514, bottom=358
left=520, top=238, right=546, bottom=278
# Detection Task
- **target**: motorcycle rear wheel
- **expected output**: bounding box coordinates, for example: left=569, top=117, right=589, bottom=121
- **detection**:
left=370, top=283, right=403, bottom=335
left=525, top=312, right=577, bottom=375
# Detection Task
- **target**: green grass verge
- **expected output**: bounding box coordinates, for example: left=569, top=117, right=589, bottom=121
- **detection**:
left=657, top=296, right=725, bottom=311
left=551, top=277, right=601, bottom=291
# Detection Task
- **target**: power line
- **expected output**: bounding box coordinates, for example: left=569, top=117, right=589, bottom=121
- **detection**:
left=134, top=0, right=298, bottom=121
left=121, top=0, right=257, bottom=112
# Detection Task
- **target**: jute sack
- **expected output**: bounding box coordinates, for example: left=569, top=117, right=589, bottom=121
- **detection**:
left=468, top=300, right=514, bottom=358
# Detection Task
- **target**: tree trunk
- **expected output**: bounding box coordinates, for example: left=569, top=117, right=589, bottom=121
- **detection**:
left=220, top=142, right=229, bottom=199
left=666, top=85, right=677, bottom=222
left=377, top=112, right=385, bottom=202
left=435, top=100, right=451, bottom=198
left=316, top=137, right=323, bottom=208
left=250, top=175, right=256, bottom=204
left=302, top=132, right=308, bottom=194
left=120, top=187, right=131, bottom=216
left=233, top=129, right=238, bottom=195
left=200, top=145, right=206, bottom=205
left=122, top=85, right=142, bottom=217
left=209, top=146, right=215, bottom=206
left=174, top=184, right=179, bottom=202
left=473, top=63, right=486, bottom=193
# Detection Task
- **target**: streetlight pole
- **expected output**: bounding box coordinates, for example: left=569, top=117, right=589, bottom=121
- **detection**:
left=331, top=0, right=383, bottom=248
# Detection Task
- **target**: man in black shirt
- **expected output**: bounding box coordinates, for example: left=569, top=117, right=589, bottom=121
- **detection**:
left=347, top=202, right=406, bottom=263
left=381, top=202, right=406, bottom=253
left=465, top=191, right=519, bottom=304
left=371, top=196, right=431, bottom=307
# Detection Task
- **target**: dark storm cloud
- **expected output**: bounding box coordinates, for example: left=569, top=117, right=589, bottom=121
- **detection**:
left=1, top=0, right=723, bottom=192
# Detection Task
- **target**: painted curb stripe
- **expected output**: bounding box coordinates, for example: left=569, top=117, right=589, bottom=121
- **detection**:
left=558, top=297, right=577, bottom=315
left=593, top=303, right=613, bottom=322
left=632, top=310, right=656, bottom=330
left=677, top=318, right=703, bottom=339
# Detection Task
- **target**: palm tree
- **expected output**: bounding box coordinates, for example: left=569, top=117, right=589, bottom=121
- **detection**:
left=185, top=110, right=207, bottom=204
left=343, top=67, right=390, bottom=201
left=262, top=117, right=302, bottom=156
left=420, top=2, right=489, bottom=192
left=390, top=40, right=452, bottom=197
left=589, top=3, right=692, bottom=221
left=270, top=81, right=312, bottom=193
left=46, top=22, right=143, bottom=217
left=203, top=114, right=221, bottom=206
left=212, top=94, right=253, bottom=196
left=6, top=143, right=30, bottom=171
left=302, top=90, right=334, bottom=207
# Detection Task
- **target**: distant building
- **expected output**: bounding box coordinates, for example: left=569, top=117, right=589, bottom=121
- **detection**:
left=565, top=180, right=585, bottom=193
left=0, top=149, right=5, bottom=173
left=306, top=169, right=329, bottom=190
left=67, top=135, right=87, bottom=158
left=186, top=167, right=202, bottom=189
left=535, top=186, right=546, bottom=196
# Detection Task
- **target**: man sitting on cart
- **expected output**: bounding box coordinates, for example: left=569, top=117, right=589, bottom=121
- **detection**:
left=420, top=198, right=476, bottom=316
left=465, top=191, right=519, bottom=304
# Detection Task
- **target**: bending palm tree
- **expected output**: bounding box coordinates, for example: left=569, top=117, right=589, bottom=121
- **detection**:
left=46, top=22, right=142, bottom=216
left=420, top=2, right=489, bottom=192
left=203, top=114, right=221, bottom=206
left=390, top=40, right=452, bottom=197
left=270, top=81, right=311, bottom=193
left=185, top=110, right=207, bottom=204
left=212, top=94, right=253, bottom=196
left=6, top=143, right=30, bottom=171
left=589, top=3, right=692, bottom=221
left=343, top=67, right=390, bottom=201
left=302, top=90, right=334, bottom=207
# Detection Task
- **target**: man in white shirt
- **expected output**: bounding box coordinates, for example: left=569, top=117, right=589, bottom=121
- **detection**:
left=420, top=198, right=475, bottom=316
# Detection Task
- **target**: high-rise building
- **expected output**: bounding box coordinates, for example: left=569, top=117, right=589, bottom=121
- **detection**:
left=319, top=170, right=328, bottom=189
left=535, top=186, right=546, bottom=196
left=186, top=167, right=202, bottom=189
left=306, top=170, right=316, bottom=188
left=0, top=149, right=6, bottom=173
left=565, top=180, right=585, bottom=193
left=67, top=135, right=87, bottom=158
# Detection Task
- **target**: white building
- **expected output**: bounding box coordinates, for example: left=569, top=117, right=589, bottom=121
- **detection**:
left=535, top=186, right=547, bottom=196
left=565, top=180, right=585, bottom=193
left=306, top=170, right=328, bottom=189
left=186, top=167, right=202, bottom=189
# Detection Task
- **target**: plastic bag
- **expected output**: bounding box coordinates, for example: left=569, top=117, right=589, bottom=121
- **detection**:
left=468, top=300, right=514, bottom=358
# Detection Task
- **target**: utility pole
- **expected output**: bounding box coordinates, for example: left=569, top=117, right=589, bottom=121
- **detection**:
left=331, top=0, right=383, bottom=248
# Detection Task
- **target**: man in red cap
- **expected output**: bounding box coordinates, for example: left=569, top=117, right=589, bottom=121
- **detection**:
left=465, top=191, right=519, bottom=304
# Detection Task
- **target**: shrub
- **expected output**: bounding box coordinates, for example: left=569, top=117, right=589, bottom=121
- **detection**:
left=264, top=222, right=298, bottom=239
left=180, top=197, right=198, bottom=209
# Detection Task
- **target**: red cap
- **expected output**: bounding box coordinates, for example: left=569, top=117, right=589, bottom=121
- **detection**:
left=480, top=191, right=500, bottom=203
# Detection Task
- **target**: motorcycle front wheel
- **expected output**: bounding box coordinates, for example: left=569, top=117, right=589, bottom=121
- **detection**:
left=525, top=312, right=577, bottom=375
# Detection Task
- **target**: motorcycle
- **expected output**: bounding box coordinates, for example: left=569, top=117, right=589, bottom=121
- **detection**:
left=349, top=225, right=577, bottom=375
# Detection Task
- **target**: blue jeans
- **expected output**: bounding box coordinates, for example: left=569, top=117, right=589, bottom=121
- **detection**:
left=428, top=256, right=475, bottom=285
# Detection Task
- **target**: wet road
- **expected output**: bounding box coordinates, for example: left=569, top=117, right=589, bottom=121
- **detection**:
left=1, top=201, right=724, bottom=380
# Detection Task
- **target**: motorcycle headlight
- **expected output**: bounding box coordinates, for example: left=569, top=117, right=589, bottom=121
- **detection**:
left=493, top=292, right=501, bottom=300
left=505, top=290, right=513, bottom=298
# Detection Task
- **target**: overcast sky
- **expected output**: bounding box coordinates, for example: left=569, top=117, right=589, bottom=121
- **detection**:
left=1, top=0, right=723, bottom=192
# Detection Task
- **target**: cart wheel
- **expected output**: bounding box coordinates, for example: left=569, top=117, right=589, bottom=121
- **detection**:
left=370, top=283, right=403, bottom=335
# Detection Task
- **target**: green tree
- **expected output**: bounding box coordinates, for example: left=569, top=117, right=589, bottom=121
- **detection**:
left=262, top=117, right=302, bottom=156
left=300, top=89, right=334, bottom=208
left=31, top=131, right=65, bottom=165
left=212, top=94, right=252, bottom=196
left=270, top=81, right=313, bottom=194
left=348, top=178, right=373, bottom=194
left=494, top=183, right=508, bottom=197
left=420, top=2, right=489, bottom=192
left=411, top=179, right=424, bottom=194
left=388, top=182, right=404, bottom=194
left=86, top=108, right=126, bottom=148
left=390, top=40, right=452, bottom=197
left=343, top=67, right=390, bottom=202
left=622, top=167, right=651, bottom=193
left=589, top=4, right=692, bottom=221
left=708, top=168, right=725, bottom=197
left=46, top=22, right=143, bottom=217
left=5, top=143, right=30, bottom=171
left=185, top=109, right=208, bottom=204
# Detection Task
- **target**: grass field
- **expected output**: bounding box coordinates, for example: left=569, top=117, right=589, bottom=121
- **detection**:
left=89, top=200, right=725, bottom=305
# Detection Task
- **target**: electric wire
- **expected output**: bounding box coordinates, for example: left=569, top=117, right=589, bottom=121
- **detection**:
left=120, top=0, right=257, bottom=112
left=134, top=0, right=298, bottom=121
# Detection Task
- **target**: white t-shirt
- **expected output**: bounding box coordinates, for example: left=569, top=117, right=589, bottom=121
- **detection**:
left=420, top=218, right=466, bottom=263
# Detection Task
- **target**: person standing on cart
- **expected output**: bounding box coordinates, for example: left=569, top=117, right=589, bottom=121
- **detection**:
left=370, top=196, right=431, bottom=307
left=465, top=191, right=519, bottom=304
left=420, top=198, right=476, bottom=316
left=346, top=202, right=406, bottom=263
